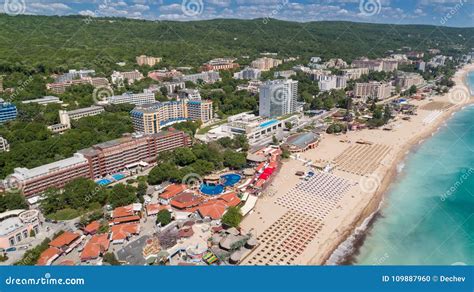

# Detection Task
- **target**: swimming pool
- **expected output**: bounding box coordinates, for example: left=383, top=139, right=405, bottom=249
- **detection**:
left=200, top=184, right=225, bottom=195
left=200, top=173, right=242, bottom=195
left=221, top=174, right=241, bottom=187
left=259, top=119, right=278, bottom=128
left=111, top=173, right=126, bottom=181
left=96, top=179, right=112, bottom=186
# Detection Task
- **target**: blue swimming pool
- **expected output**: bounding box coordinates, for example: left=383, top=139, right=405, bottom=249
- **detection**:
left=259, top=119, right=278, bottom=128
left=96, top=179, right=112, bottom=186
left=111, top=173, right=126, bottom=181
left=200, top=174, right=242, bottom=195
left=221, top=174, right=241, bottom=187
left=200, top=184, right=225, bottom=195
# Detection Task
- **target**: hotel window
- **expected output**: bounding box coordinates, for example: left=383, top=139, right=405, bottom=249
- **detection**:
left=23, top=230, right=28, bottom=238
left=16, top=233, right=22, bottom=242
left=9, top=237, right=15, bottom=246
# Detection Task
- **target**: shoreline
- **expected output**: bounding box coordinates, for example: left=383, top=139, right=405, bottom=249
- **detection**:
left=239, top=63, right=474, bottom=266
left=317, top=64, right=474, bottom=265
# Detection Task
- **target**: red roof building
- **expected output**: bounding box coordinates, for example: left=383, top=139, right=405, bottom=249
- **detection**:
left=159, top=184, right=186, bottom=200
left=146, top=204, right=170, bottom=216
left=112, top=215, right=140, bottom=225
left=80, top=234, right=110, bottom=261
left=49, top=231, right=82, bottom=253
left=112, top=205, right=135, bottom=218
left=197, top=201, right=227, bottom=220
left=170, top=193, right=202, bottom=210
left=37, top=247, right=61, bottom=266
left=218, top=193, right=241, bottom=207
left=110, top=223, right=140, bottom=243
left=84, top=221, right=100, bottom=235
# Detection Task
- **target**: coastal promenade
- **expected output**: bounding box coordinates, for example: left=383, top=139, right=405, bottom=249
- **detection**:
left=240, top=64, right=474, bottom=265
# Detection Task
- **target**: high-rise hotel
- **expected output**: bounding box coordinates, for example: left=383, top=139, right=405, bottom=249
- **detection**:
left=259, top=79, right=298, bottom=118
left=130, top=99, right=213, bottom=134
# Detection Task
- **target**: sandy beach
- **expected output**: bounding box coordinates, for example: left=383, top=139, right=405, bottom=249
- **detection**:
left=240, top=63, right=474, bottom=265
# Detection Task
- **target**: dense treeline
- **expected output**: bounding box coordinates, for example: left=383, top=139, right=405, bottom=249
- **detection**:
left=0, top=15, right=472, bottom=75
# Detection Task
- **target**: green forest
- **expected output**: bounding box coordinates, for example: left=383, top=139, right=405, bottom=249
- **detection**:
left=0, top=14, right=472, bottom=75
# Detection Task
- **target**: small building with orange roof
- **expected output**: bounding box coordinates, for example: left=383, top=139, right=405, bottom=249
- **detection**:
left=146, top=203, right=170, bottom=216
left=217, top=192, right=241, bottom=207
left=49, top=231, right=82, bottom=253
left=170, top=192, right=202, bottom=210
left=159, top=184, right=186, bottom=205
left=110, top=223, right=140, bottom=244
left=83, top=220, right=100, bottom=235
left=111, top=203, right=142, bottom=225
left=37, top=247, right=61, bottom=266
left=197, top=201, right=227, bottom=220
left=59, top=259, right=75, bottom=266
left=80, top=234, right=110, bottom=262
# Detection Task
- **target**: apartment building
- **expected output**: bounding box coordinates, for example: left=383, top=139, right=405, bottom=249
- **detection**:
left=79, top=131, right=191, bottom=179
left=107, top=92, right=156, bottom=106
left=175, top=71, right=221, bottom=84
left=259, top=79, right=298, bottom=118
left=178, top=89, right=201, bottom=100
left=111, top=70, right=144, bottom=85
left=59, top=106, right=105, bottom=127
left=54, top=69, right=95, bottom=83
left=274, top=70, right=296, bottom=79
left=0, top=99, right=17, bottom=124
left=0, top=136, right=9, bottom=152
left=341, top=68, right=369, bottom=80
left=395, top=73, right=425, bottom=90
left=10, top=153, right=91, bottom=197
left=355, top=81, right=392, bottom=100
left=47, top=77, right=109, bottom=94
left=131, top=99, right=213, bottom=134
left=233, top=67, right=261, bottom=80
left=251, top=57, right=282, bottom=71
left=201, top=58, right=239, bottom=71
left=147, top=69, right=183, bottom=81
left=5, top=130, right=191, bottom=196
left=136, top=55, right=162, bottom=67
left=22, top=96, right=62, bottom=105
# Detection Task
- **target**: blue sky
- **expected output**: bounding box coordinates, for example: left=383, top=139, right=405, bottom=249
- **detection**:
left=0, top=0, right=473, bottom=27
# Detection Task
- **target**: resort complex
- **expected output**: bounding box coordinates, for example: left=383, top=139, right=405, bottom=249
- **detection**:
left=0, top=10, right=473, bottom=273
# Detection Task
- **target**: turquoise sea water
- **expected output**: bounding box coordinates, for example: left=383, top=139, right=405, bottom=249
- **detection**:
left=354, top=72, right=474, bottom=265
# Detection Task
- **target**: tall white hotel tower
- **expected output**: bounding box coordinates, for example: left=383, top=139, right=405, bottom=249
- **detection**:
left=259, top=79, right=298, bottom=118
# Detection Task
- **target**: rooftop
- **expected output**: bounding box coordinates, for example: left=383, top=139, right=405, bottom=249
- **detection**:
left=49, top=231, right=80, bottom=249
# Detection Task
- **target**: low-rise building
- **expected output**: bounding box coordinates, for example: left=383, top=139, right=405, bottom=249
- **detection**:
left=47, top=77, right=109, bottom=94
left=274, top=70, right=296, bottom=79
left=59, top=106, right=105, bottom=128
left=147, top=69, right=183, bottom=81
left=21, top=96, right=62, bottom=105
left=202, top=58, right=239, bottom=71
left=202, top=112, right=298, bottom=146
left=175, top=71, right=221, bottom=84
left=0, top=209, right=40, bottom=249
left=54, top=69, right=95, bottom=83
left=233, top=67, right=261, bottom=80
left=0, top=136, right=9, bottom=152
left=136, top=55, right=162, bottom=66
left=251, top=57, right=282, bottom=71
left=111, top=70, right=144, bottom=86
